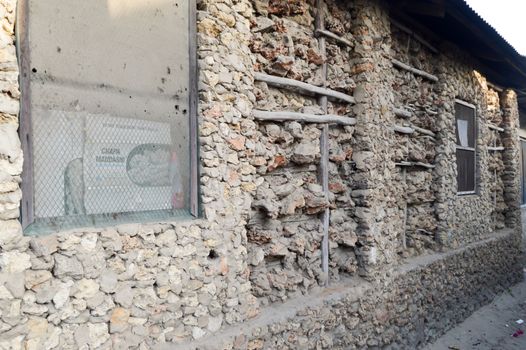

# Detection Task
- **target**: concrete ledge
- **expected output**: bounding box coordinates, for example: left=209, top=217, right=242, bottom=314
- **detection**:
left=159, top=229, right=522, bottom=349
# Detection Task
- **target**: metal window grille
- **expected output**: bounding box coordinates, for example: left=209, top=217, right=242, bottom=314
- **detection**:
left=17, top=0, right=199, bottom=235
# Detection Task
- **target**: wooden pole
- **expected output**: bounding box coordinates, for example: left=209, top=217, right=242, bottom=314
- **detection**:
left=392, top=59, right=439, bottom=82
left=488, top=124, right=504, bottom=132
left=316, top=0, right=330, bottom=287
left=252, top=110, right=356, bottom=125
left=254, top=72, right=355, bottom=104
left=394, top=107, right=412, bottom=118
left=401, top=131, right=409, bottom=250
left=395, top=161, right=436, bottom=170
left=391, top=18, right=439, bottom=54
left=488, top=146, right=505, bottom=151
left=394, top=124, right=436, bottom=138
left=315, top=29, right=353, bottom=47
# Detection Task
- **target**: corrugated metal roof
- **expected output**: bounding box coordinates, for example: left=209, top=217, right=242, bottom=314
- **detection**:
left=460, top=0, right=522, bottom=56
left=392, top=0, right=526, bottom=94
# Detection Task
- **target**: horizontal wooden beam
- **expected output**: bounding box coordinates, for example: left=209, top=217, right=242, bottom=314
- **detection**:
left=488, top=124, right=505, bottom=132
left=254, top=72, right=355, bottom=104
left=394, top=125, right=414, bottom=134
left=394, top=107, right=412, bottom=118
left=396, top=161, right=436, bottom=169
left=394, top=124, right=436, bottom=138
left=315, top=29, right=353, bottom=47
left=252, top=110, right=357, bottom=126
left=426, top=108, right=438, bottom=115
left=392, top=59, right=439, bottom=82
left=487, top=81, right=504, bottom=93
left=412, top=125, right=436, bottom=137
left=391, top=18, right=439, bottom=54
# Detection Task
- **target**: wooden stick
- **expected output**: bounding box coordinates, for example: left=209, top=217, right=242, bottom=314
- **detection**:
left=394, top=108, right=412, bottom=118
left=493, top=137, right=497, bottom=215
left=395, top=161, right=436, bottom=169
left=394, top=124, right=436, bottom=139
left=316, top=0, right=329, bottom=287
left=488, top=146, right=505, bottom=151
left=488, top=124, right=505, bottom=132
left=254, top=72, right=355, bottom=104
left=394, top=125, right=414, bottom=134
left=392, top=59, right=439, bottom=82
left=401, top=134, right=410, bottom=251
left=414, top=162, right=436, bottom=169
left=252, top=110, right=356, bottom=125
left=391, top=18, right=439, bottom=54
left=412, top=125, right=436, bottom=137
left=487, top=81, right=504, bottom=93
left=401, top=166, right=408, bottom=250
left=425, top=108, right=438, bottom=115
left=315, top=29, right=353, bottom=47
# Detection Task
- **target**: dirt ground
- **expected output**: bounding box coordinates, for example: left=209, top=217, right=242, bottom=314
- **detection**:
left=424, top=276, right=526, bottom=350
left=425, top=212, right=526, bottom=350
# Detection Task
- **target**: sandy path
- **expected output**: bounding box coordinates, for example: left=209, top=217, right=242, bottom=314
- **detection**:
left=426, top=214, right=526, bottom=350
left=424, top=274, right=526, bottom=350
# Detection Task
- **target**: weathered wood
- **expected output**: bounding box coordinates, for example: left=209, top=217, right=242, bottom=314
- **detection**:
left=394, top=124, right=436, bottom=139
left=392, top=59, right=439, bottom=82
left=391, top=18, right=439, bottom=54
left=253, top=110, right=356, bottom=125
left=394, top=108, right=412, bottom=118
left=487, top=81, right=504, bottom=93
left=315, top=29, right=353, bottom=47
left=401, top=167, right=408, bottom=249
left=488, top=146, right=505, bottom=151
left=254, top=72, right=355, bottom=104
left=488, top=124, right=505, bottom=132
left=264, top=165, right=318, bottom=175
left=425, top=108, right=438, bottom=115
left=394, top=125, right=414, bottom=134
left=396, top=161, right=436, bottom=169
left=316, top=0, right=329, bottom=287
left=412, top=125, right=436, bottom=137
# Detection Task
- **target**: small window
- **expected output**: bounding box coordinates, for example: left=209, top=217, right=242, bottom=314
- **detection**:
left=455, top=100, right=477, bottom=194
left=18, top=0, right=198, bottom=234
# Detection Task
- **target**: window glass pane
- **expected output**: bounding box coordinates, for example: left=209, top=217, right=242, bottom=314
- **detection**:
left=455, top=102, right=476, bottom=147
left=27, top=0, right=191, bottom=226
left=456, top=149, right=475, bottom=192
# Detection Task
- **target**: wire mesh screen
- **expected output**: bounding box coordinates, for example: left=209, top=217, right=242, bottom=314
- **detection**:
left=25, top=0, right=192, bottom=235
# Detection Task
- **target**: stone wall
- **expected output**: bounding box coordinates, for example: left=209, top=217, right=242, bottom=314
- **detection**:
left=390, top=23, right=440, bottom=256
left=0, top=0, right=523, bottom=349
left=1, top=0, right=261, bottom=347
left=434, top=49, right=521, bottom=248
left=161, top=230, right=522, bottom=350
left=248, top=0, right=360, bottom=305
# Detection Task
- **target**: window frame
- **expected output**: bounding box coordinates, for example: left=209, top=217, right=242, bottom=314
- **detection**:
left=454, top=99, right=478, bottom=196
left=17, top=0, right=200, bottom=231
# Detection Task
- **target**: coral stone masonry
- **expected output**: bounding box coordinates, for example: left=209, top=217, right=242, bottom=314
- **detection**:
left=0, top=0, right=524, bottom=349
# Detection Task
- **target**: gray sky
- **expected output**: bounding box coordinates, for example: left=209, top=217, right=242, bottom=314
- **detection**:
left=464, top=0, right=526, bottom=55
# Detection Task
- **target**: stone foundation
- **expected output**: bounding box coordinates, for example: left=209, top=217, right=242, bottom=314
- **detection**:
left=163, top=229, right=522, bottom=350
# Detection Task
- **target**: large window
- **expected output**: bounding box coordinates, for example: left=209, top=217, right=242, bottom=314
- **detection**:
left=455, top=100, right=477, bottom=194
left=18, top=0, right=197, bottom=234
